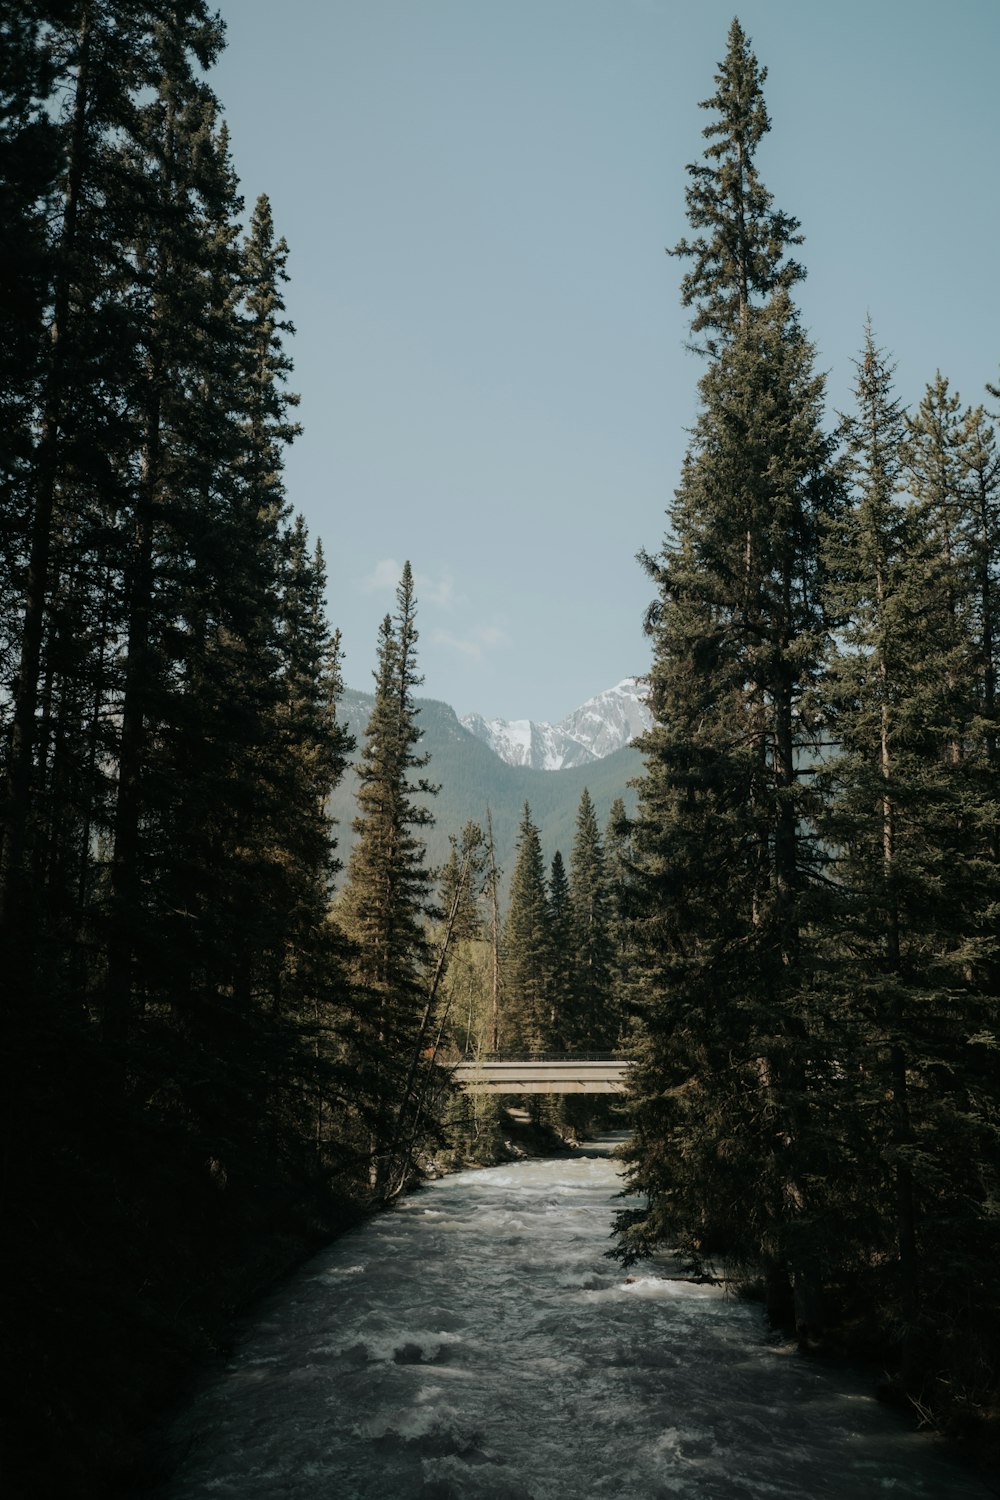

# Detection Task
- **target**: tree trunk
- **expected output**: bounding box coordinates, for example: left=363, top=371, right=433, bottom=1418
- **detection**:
left=1, top=4, right=91, bottom=951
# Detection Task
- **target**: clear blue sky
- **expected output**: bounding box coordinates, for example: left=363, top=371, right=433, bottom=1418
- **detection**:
left=213, top=0, right=999, bottom=723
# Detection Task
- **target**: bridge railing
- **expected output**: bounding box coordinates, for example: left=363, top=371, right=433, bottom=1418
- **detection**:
left=453, top=1051, right=629, bottom=1064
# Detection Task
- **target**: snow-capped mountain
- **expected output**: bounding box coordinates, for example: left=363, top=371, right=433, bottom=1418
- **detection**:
left=460, top=679, right=652, bottom=772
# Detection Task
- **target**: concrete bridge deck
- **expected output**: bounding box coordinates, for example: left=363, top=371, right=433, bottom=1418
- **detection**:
left=449, top=1054, right=633, bottom=1095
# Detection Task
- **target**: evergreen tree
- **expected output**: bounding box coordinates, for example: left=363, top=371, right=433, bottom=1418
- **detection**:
left=823, top=337, right=1000, bottom=1392
left=439, top=820, right=487, bottom=946
left=568, top=787, right=614, bottom=1050
left=0, top=12, right=363, bottom=1485
left=670, top=16, right=804, bottom=355
left=546, top=849, right=575, bottom=1050
left=101, top=6, right=237, bottom=1058
left=436, top=820, right=491, bottom=1060
left=484, top=806, right=504, bottom=1053
left=603, top=796, right=636, bottom=1047
left=0, top=0, right=181, bottom=967
left=435, top=822, right=507, bottom=1162
left=820, top=327, right=923, bottom=1349
left=339, top=562, right=439, bottom=1195
left=0, top=6, right=59, bottom=738
left=959, top=402, right=1000, bottom=781
left=620, top=22, right=840, bottom=1335
left=501, top=803, right=552, bottom=1055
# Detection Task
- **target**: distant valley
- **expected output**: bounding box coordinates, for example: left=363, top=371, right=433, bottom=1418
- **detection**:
left=330, top=682, right=649, bottom=896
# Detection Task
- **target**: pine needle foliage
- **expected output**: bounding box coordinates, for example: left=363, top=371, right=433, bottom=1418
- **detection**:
left=820, top=333, right=1000, bottom=1398
left=569, top=787, right=615, bottom=1050
left=620, top=21, right=845, bottom=1332
left=338, top=562, right=441, bottom=1194
left=0, top=10, right=360, bottom=1489
left=501, top=802, right=553, bottom=1055
left=670, top=16, right=804, bottom=356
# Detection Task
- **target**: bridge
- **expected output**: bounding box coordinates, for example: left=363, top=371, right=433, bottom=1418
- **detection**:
left=449, top=1053, right=633, bottom=1095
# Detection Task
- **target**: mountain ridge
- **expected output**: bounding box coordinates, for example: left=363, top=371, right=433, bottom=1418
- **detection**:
left=458, top=678, right=651, bottom=771
left=330, top=682, right=645, bottom=901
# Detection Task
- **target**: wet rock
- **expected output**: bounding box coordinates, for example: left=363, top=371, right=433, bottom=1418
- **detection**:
left=392, top=1341, right=425, bottom=1364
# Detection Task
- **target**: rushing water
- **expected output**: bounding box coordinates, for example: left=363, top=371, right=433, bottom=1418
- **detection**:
left=155, top=1145, right=994, bottom=1499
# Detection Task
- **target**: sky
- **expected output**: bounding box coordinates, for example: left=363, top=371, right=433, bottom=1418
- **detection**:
left=212, top=0, right=1000, bottom=724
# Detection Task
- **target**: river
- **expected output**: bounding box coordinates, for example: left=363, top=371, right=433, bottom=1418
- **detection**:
left=153, top=1143, right=995, bottom=1498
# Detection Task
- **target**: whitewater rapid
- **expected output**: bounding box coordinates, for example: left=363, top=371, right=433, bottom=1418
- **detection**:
left=154, top=1147, right=993, bottom=1498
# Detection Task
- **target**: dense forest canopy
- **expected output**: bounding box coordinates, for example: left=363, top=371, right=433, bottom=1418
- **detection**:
left=0, top=7, right=997, bottom=1495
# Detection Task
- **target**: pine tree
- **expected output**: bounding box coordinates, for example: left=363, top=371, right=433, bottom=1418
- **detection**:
left=670, top=16, right=804, bottom=355
left=501, top=803, right=552, bottom=1055
left=436, top=825, right=508, bottom=1162
left=0, top=10, right=365, bottom=1488
left=820, top=327, right=922, bottom=1348
left=546, top=849, right=575, bottom=1050
left=603, top=796, right=635, bottom=1047
left=960, top=402, right=1000, bottom=780
left=267, top=524, right=355, bottom=1176
left=98, top=3, right=235, bottom=1059
left=339, top=562, right=439, bottom=1195
left=620, top=22, right=840, bottom=1334
left=823, top=338, right=1000, bottom=1391
left=435, top=820, right=491, bottom=1061
left=439, top=820, right=487, bottom=947
left=0, top=1, right=166, bottom=970
left=568, top=787, right=614, bottom=1050
left=0, top=7, right=59, bottom=741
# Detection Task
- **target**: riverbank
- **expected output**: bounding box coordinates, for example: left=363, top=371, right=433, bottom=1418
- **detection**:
left=3, top=1172, right=369, bottom=1500
left=42, top=1105, right=576, bottom=1499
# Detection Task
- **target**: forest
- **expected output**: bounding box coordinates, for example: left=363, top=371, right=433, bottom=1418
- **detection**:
left=0, top=5, right=997, bottom=1496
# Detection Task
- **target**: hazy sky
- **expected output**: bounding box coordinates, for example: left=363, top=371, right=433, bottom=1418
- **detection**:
left=213, top=1, right=999, bottom=723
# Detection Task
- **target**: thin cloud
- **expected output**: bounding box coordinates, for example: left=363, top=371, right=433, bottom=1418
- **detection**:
left=360, top=557, right=402, bottom=595
left=432, top=624, right=510, bottom=662
left=416, top=570, right=459, bottom=609
left=359, top=558, right=463, bottom=611
left=475, top=625, right=507, bottom=648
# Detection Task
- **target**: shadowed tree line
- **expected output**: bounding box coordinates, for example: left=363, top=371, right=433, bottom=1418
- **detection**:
left=0, top=10, right=463, bottom=1495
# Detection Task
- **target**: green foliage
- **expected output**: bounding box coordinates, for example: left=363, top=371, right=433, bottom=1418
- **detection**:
left=821, top=334, right=1000, bottom=1390
left=328, top=688, right=640, bottom=902
left=569, top=787, right=615, bottom=1050
left=670, top=17, right=804, bottom=355
left=622, top=22, right=1000, bottom=1444
left=547, top=848, right=576, bottom=1048
left=623, top=291, right=840, bottom=1283
left=0, top=9, right=362, bottom=1491
left=337, top=563, right=446, bottom=1197
left=604, top=796, right=638, bottom=1046
left=501, top=802, right=553, bottom=1055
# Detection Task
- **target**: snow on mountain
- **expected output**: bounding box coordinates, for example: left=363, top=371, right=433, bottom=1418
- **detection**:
left=558, top=679, right=653, bottom=761
left=460, top=679, right=651, bottom=772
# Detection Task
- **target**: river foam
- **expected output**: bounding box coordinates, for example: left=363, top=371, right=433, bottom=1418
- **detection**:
left=153, top=1151, right=993, bottom=1499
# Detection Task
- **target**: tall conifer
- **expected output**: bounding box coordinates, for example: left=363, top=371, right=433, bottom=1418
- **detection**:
left=568, top=787, right=614, bottom=1050
left=670, top=16, right=804, bottom=355
left=339, top=563, right=439, bottom=1194
left=0, top=10, right=363, bottom=1486
left=621, top=22, right=840, bottom=1333
left=823, top=336, right=1000, bottom=1390
left=501, top=803, right=552, bottom=1055
left=547, top=849, right=575, bottom=1051
left=603, top=796, right=635, bottom=1047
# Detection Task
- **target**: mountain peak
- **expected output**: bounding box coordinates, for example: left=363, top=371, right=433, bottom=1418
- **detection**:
left=460, top=678, right=651, bottom=771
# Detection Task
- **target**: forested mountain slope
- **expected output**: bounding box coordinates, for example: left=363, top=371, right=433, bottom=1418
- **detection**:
left=332, top=688, right=640, bottom=898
